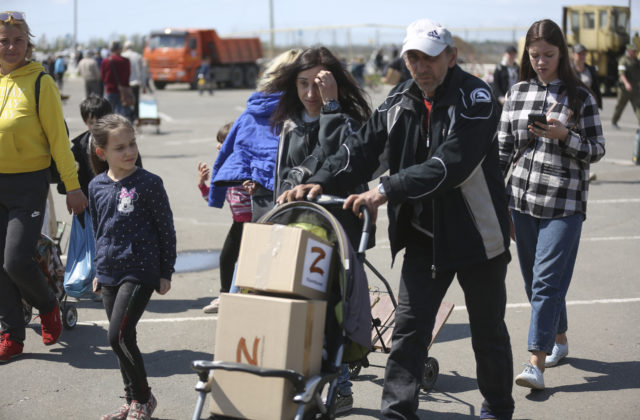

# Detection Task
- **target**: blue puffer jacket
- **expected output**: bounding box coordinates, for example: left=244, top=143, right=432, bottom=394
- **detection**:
left=208, top=91, right=281, bottom=208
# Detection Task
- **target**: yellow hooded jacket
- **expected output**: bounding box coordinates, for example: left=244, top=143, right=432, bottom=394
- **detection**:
left=0, top=61, right=80, bottom=191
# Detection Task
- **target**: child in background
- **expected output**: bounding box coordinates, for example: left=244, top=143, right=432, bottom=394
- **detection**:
left=197, top=122, right=252, bottom=313
left=88, top=114, right=176, bottom=420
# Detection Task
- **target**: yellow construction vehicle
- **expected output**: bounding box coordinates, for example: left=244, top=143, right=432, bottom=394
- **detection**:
left=562, top=5, right=630, bottom=95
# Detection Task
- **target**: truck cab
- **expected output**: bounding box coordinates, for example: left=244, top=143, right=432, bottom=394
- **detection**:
left=562, top=5, right=630, bottom=94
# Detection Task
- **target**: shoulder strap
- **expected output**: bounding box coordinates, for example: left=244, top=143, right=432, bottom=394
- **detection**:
left=35, top=71, right=46, bottom=117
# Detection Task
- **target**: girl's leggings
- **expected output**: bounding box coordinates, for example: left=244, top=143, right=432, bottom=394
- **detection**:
left=102, top=281, right=154, bottom=403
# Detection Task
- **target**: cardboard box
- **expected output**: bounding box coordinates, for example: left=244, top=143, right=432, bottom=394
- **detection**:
left=210, top=294, right=327, bottom=420
left=234, top=223, right=335, bottom=300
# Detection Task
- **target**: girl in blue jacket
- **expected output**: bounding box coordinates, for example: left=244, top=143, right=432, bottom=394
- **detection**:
left=88, top=114, right=176, bottom=420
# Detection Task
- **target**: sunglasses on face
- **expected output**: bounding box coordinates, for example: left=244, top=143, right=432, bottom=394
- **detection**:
left=0, top=11, right=26, bottom=22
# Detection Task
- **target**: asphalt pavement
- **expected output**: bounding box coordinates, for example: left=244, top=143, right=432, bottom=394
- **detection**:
left=1, top=75, right=639, bottom=420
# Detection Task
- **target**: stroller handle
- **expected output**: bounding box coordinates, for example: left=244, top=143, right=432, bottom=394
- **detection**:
left=308, top=194, right=372, bottom=255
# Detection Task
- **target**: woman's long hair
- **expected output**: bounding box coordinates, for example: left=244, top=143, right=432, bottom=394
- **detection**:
left=265, top=46, right=371, bottom=127
left=519, top=19, right=586, bottom=119
left=89, top=114, right=134, bottom=174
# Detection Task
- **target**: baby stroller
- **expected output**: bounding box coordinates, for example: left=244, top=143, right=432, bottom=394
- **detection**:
left=191, top=196, right=373, bottom=420
left=22, top=233, right=78, bottom=330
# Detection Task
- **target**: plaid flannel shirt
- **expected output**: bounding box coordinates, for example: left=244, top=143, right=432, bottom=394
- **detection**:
left=498, top=79, right=605, bottom=219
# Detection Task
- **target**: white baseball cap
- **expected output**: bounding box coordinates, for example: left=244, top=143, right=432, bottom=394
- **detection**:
left=401, top=19, right=454, bottom=57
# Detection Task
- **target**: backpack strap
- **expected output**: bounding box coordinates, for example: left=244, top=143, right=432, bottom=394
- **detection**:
left=35, top=71, right=46, bottom=117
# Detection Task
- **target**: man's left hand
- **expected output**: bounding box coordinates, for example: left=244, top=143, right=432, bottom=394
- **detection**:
left=343, top=188, right=388, bottom=223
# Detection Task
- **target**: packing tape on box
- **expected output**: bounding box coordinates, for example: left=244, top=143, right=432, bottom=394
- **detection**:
left=303, top=302, right=314, bottom=370
left=255, top=224, right=286, bottom=289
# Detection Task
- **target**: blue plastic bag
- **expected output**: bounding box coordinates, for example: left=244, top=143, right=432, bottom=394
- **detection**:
left=63, top=212, right=96, bottom=298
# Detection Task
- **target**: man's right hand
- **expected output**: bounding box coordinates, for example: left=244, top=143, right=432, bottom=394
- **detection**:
left=277, top=184, right=323, bottom=204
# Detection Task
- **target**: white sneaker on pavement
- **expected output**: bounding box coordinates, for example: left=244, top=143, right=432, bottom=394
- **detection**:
left=515, top=363, right=545, bottom=390
left=545, top=340, right=569, bottom=367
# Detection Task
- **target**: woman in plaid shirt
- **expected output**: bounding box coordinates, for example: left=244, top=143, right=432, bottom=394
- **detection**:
left=498, top=19, right=605, bottom=391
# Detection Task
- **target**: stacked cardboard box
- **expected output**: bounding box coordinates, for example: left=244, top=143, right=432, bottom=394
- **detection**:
left=210, top=223, right=334, bottom=420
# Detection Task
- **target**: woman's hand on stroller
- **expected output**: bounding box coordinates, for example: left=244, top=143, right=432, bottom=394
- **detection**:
left=344, top=187, right=387, bottom=223
left=276, top=184, right=323, bottom=204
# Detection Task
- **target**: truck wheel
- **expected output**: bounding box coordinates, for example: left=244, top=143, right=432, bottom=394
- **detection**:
left=230, top=67, right=244, bottom=88
left=244, top=65, right=258, bottom=89
left=154, top=81, right=167, bottom=90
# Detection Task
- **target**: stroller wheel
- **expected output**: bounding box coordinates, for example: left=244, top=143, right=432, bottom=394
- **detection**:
left=421, top=356, right=439, bottom=391
left=62, top=305, right=78, bottom=329
left=23, top=304, right=33, bottom=326
left=348, top=361, right=362, bottom=380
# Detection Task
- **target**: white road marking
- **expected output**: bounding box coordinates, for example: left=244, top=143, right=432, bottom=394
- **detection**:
left=76, top=297, right=639, bottom=325
left=590, top=198, right=640, bottom=204
left=453, top=297, right=640, bottom=311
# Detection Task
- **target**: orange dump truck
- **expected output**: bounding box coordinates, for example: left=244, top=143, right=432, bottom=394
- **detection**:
left=143, top=28, right=263, bottom=89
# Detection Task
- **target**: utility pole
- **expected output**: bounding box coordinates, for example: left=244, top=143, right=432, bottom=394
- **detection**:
left=73, top=0, right=78, bottom=55
left=269, top=0, right=275, bottom=58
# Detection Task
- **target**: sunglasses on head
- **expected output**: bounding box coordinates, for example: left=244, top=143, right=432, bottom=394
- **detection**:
left=0, top=11, right=26, bottom=22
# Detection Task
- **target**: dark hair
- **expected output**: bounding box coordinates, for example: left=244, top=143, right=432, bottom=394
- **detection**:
left=265, top=46, right=371, bottom=127
left=80, top=94, right=112, bottom=122
left=89, top=114, right=134, bottom=174
left=519, top=19, right=586, bottom=119
left=217, top=121, right=234, bottom=143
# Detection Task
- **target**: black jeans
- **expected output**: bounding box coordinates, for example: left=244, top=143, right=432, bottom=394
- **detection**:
left=102, top=281, right=154, bottom=403
left=0, top=170, right=56, bottom=342
left=381, top=244, right=514, bottom=420
left=219, top=221, right=244, bottom=293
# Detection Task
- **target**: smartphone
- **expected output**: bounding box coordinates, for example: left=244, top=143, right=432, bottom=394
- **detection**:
left=528, top=113, right=547, bottom=127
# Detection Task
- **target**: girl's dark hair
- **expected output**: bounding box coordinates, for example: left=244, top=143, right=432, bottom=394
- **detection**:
left=519, top=19, right=586, bottom=119
left=265, top=46, right=371, bottom=127
left=89, top=114, right=134, bottom=174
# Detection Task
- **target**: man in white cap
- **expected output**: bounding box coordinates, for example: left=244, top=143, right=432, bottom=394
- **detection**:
left=279, top=18, right=514, bottom=419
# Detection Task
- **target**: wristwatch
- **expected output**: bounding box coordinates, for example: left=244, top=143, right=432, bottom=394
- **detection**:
left=321, top=99, right=341, bottom=114
left=377, top=183, right=386, bottom=196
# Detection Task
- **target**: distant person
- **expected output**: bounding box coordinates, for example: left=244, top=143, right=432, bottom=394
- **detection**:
left=492, top=45, right=519, bottom=108
left=350, top=56, right=365, bottom=87
left=77, top=50, right=101, bottom=98
left=374, top=48, right=384, bottom=73
left=382, top=55, right=411, bottom=85
left=100, top=40, right=132, bottom=120
left=611, top=44, right=640, bottom=129
left=121, top=40, right=144, bottom=121
left=0, top=11, right=88, bottom=363
left=53, top=54, right=66, bottom=91
left=196, top=58, right=214, bottom=95
left=499, top=19, right=605, bottom=391
left=197, top=122, right=251, bottom=314
left=571, top=43, right=602, bottom=109
left=89, top=114, right=176, bottom=420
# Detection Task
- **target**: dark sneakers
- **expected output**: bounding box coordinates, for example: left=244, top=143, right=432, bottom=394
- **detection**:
left=40, top=303, right=62, bottom=345
left=0, top=333, right=23, bottom=362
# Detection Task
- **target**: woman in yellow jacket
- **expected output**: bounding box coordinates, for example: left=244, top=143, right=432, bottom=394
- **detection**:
left=0, top=11, right=88, bottom=362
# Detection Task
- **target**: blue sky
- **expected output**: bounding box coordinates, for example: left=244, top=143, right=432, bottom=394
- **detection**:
left=6, top=0, right=640, bottom=46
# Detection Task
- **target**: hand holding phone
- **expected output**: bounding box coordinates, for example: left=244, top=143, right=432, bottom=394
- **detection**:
left=528, top=113, right=547, bottom=128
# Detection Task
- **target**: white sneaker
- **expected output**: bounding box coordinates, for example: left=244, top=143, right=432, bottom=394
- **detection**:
left=515, top=363, right=545, bottom=390
left=202, top=298, right=219, bottom=314
left=545, top=341, right=569, bottom=367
